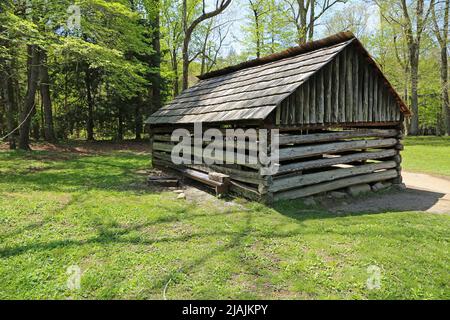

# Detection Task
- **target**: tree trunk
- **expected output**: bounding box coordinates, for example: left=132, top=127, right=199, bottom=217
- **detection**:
left=182, top=36, right=190, bottom=90
left=440, top=46, right=450, bottom=135
left=117, top=106, right=124, bottom=141
left=39, top=50, right=56, bottom=142
left=252, top=7, right=261, bottom=58
left=135, top=103, right=142, bottom=140
left=308, top=0, right=315, bottom=41
left=181, top=0, right=232, bottom=90
left=409, top=45, right=420, bottom=135
left=18, top=45, right=40, bottom=150
left=172, top=50, right=179, bottom=96
left=151, top=0, right=162, bottom=112
left=298, top=0, right=306, bottom=44
left=85, top=68, right=95, bottom=141
left=182, top=0, right=189, bottom=90
left=1, top=66, right=16, bottom=149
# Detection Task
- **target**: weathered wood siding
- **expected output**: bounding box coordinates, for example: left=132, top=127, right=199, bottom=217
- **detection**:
left=278, top=46, right=402, bottom=126
left=271, top=127, right=404, bottom=201
left=150, top=126, right=404, bottom=203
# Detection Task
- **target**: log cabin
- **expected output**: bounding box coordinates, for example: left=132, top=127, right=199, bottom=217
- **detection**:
left=145, top=31, right=410, bottom=203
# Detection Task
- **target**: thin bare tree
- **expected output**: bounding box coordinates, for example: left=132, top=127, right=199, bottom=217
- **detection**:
left=182, top=0, right=232, bottom=90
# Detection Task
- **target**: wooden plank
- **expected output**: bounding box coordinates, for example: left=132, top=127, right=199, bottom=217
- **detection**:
left=189, top=163, right=267, bottom=186
left=358, top=57, right=364, bottom=122
left=275, top=105, right=281, bottom=125
left=153, top=151, right=174, bottom=162
left=303, top=81, right=310, bottom=124
left=279, top=138, right=397, bottom=161
left=332, top=56, right=339, bottom=123
left=310, top=75, right=316, bottom=123
left=153, top=142, right=174, bottom=152
left=388, top=94, right=394, bottom=121
left=278, top=129, right=399, bottom=145
left=317, top=69, right=325, bottom=123
left=153, top=134, right=172, bottom=142
left=191, top=149, right=261, bottom=170
left=290, top=87, right=297, bottom=125
left=271, top=161, right=397, bottom=192
left=276, top=149, right=397, bottom=174
left=379, top=80, right=384, bottom=122
left=353, top=50, right=360, bottom=122
left=154, top=143, right=261, bottom=170
left=182, top=168, right=226, bottom=188
left=325, top=64, right=332, bottom=123
left=281, top=100, right=289, bottom=125
left=297, top=87, right=303, bottom=124
left=363, top=63, right=369, bottom=122
left=274, top=169, right=398, bottom=200
left=230, top=180, right=261, bottom=200
left=368, top=66, right=373, bottom=121
left=339, top=49, right=346, bottom=122
left=384, top=88, right=389, bottom=122
left=153, top=151, right=265, bottom=186
left=346, top=48, right=353, bottom=123
left=373, top=74, right=378, bottom=121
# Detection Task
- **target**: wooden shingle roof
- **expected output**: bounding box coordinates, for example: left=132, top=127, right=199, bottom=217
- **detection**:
left=146, top=32, right=409, bottom=125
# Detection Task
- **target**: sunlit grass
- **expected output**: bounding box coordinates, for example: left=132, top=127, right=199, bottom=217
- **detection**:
left=0, top=144, right=449, bottom=299
left=403, top=136, right=450, bottom=177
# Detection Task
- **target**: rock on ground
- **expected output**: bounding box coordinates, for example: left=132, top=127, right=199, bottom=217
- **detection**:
left=347, top=184, right=371, bottom=196
left=303, top=197, right=316, bottom=206
left=329, top=191, right=347, bottom=198
left=177, top=193, right=186, bottom=199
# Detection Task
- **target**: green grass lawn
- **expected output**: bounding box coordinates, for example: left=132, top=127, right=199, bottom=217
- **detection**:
left=0, top=142, right=449, bottom=299
left=402, top=136, right=450, bottom=177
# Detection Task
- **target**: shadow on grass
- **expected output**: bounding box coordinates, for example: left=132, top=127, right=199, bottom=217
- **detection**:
left=0, top=150, right=153, bottom=193
left=403, top=136, right=450, bottom=147
left=274, top=187, right=447, bottom=218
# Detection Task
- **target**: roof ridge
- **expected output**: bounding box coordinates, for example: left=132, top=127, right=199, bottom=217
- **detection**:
left=197, top=31, right=356, bottom=81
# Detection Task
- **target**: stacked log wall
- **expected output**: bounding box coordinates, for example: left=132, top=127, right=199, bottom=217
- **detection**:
left=150, top=126, right=270, bottom=201
left=271, top=127, right=403, bottom=201
left=149, top=126, right=404, bottom=203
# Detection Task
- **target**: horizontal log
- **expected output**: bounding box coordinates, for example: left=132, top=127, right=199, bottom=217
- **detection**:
left=153, top=142, right=174, bottom=152
left=153, top=134, right=172, bottom=142
left=154, top=159, right=230, bottom=194
left=276, top=149, right=396, bottom=174
left=278, top=129, right=399, bottom=145
left=153, top=143, right=261, bottom=170
left=271, top=161, right=397, bottom=192
left=182, top=168, right=226, bottom=188
left=229, top=181, right=261, bottom=200
left=274, top=169, right=398, bottom=201
left=153, top=151, right=265, bottom=185
left=279, top=138, right=397, bottom=161
left=154, top=138, right=259, bottom=153
left=186, top=163, right=267, bottom=186
left=192, top=150, right=260, bottom=170
left=153, top=151, right=172, bottom=162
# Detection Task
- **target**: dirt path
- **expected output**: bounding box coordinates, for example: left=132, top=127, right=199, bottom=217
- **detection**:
left=402, top=171, right=450, bottom=194
left=329, top=171, right=450, bottom=214
left=166, top=171, right=450, bottom=215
